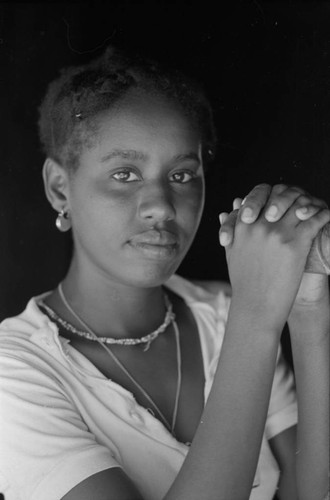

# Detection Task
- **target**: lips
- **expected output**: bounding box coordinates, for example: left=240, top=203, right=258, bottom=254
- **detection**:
left=129, top=229, right=178, bottom=246
left=128, top=229, right=179, bottom=258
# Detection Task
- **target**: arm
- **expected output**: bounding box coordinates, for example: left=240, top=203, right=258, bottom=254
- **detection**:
left=61, top=469, right=143, bottom=500
left=5, top=184, right=323, bottom=500
left=2, top=319, right=280, bottom=500
left=287, top=273, right=329, bottom=500
left=167, top=183, right=328, bottom=500
left=166, top=301, right=281, bottom=500
left=220, top=184, right=329, bottom=500
left=269, top=425, right=298, bottom=500
left=63, top=308, right=282, bottom=500
left=64, top=184, right=329, bottom=500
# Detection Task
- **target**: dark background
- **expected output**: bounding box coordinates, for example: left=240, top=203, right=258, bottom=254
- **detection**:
left=0, top=2, right=329, bottom=498
left=0, top=1, right=330, bottom=333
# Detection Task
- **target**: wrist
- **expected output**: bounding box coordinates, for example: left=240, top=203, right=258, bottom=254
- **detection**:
left=229, top=295, right=284, bottom=339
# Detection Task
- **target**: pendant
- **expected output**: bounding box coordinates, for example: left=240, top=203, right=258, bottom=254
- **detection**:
left=143, top=340, right=151, bottom=352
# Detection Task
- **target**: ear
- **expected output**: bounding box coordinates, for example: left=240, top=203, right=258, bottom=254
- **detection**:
left=42, top=158, right=71, bottom=212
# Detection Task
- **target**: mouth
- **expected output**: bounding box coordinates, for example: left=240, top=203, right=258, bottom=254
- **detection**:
left=128, top=230, right=179, bottom=258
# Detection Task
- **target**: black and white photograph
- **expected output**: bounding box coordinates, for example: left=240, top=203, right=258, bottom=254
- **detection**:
left=0, top=2, right=329, bottom=499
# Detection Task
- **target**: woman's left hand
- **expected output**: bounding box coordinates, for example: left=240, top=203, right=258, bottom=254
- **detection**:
left=219, top=183, right=330, bottom=306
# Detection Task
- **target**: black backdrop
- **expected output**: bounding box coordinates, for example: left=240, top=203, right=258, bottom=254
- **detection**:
left=0, top=2, right=330, bottom=498
left=1, top=1, right=330, bottom=319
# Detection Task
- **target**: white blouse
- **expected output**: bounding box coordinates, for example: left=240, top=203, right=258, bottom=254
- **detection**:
left=0, top=274, right=297, bottom=500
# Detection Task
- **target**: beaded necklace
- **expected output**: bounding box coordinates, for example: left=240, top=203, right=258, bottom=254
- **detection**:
left=42, top=284, right=182, bottom=436
left=41, top=285, right=175, bottom=352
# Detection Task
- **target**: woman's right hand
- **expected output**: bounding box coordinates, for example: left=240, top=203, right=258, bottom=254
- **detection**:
left=219, top=184, right=330, bottom=331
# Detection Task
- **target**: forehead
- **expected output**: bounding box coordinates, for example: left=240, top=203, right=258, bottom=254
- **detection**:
left=90, top=90, right=202, bottom=156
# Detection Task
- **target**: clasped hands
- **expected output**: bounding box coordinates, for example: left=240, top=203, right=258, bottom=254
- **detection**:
left=219, top=184, right=330, bottom=312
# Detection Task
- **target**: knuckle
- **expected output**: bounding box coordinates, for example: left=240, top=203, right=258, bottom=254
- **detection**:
left=228, top=208, right=239, bottom=221
left=293, top=193, right=327, bottom=210
left=294, top=194, right=311, bottom=206
left=272, top=183, right=288, bottom=194
left=221, top=210, right=237, bottom=228
left=253, top=183, right=271, bottom=193
left=269, top=187, right=307, bottom=208
left=320, top=207, right=330, bottom=220
left=287, top=185, right=306, bottom=196
left=246, top=183, right=271, bottom=200
left=314, top=198, right=328, bottom=209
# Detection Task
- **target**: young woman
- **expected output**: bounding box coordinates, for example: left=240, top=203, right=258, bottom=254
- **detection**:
left=0, top=47, right=329, bottom=500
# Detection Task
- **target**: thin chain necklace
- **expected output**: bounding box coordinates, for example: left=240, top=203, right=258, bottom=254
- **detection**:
left=55, top=283, right=182, bottom=437
left=54, top=284, right=175, bottom=352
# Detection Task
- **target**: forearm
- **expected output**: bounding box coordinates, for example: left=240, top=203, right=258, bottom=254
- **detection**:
left=288, top=278, right=330, bottom=500
left=166, top=301, right=282, bottom=500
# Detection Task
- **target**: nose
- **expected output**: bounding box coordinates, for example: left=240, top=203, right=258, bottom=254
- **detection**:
left=137, top=181, right=176, bottom=223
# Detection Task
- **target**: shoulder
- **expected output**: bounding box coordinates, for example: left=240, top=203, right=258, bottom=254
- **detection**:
left=0, top=293, right=55, bottom=341
left=0, top=294, right=64, bottom=378
left=166, top=274, right=231, bottom=315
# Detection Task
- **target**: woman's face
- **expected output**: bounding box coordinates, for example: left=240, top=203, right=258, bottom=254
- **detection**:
left=67, top=90, right=205, bottom=288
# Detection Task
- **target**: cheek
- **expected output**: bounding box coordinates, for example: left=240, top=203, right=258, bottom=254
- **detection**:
left=69, top=188, right=132, bottom=247
left=177, top=183, right=205, bottom=229
left=72, top=180, right=133, bottom=219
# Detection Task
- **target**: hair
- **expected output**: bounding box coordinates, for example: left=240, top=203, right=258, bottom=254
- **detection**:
left=38, top=46, right=217, bottom=172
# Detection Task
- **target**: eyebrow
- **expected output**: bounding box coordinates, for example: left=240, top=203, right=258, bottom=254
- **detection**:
left=100, top=149, right=148, bottom=163
left=100, top=149, right=201, bottom=165
left=173, top=152, right=200, bottom=164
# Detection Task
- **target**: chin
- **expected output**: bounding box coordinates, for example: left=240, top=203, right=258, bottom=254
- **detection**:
left=121, top=261, right=181, bottom=289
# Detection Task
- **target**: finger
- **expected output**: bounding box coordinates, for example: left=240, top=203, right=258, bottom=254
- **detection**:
left=298, top=208, right=330, bottom=240
left=219, top=212, right=229, bottom=225
left=219, top=209, right=239, bottom=246
left=295, top=204, right=325, bottom=221
left=276, top=194, right=327, bottom=227
left=285, top=193, right=327, bottom=222
left=264, top=185, right=308, bottom=222
left=240, top=183, right=272, bottom=223
left=233, top=198, right=243, bottom=211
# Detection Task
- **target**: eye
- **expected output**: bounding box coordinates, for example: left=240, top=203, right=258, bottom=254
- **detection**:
left=111, top=169, right=140, bottom=183
left=169, top=170, right=196, bottom=184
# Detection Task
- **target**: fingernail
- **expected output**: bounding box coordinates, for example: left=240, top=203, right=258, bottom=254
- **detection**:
left=297, top=206, right=308, bottom=214
left=295, top=206, right=310, bottom=220
left=219, top=232, right=230, bottom=246
left=241, top=207, right=254, bottom=221
left=219, top=212, right=229, bottom=225
left=266, top=205, right=278, bottom=220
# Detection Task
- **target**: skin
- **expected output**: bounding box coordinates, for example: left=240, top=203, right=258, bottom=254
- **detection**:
left=42, top=89, right=330, bottom=499
left=219, top=184, right=330, bottom=499
left=44, top=90, right=205, bottom=338
left=44, top=89, right=207, bottom=446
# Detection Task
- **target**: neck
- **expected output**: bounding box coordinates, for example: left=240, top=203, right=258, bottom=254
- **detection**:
left=59, top=261, right=170, bottom=339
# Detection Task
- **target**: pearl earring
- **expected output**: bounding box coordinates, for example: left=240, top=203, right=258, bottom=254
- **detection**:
left=55, top=210, right=71, bottom=232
